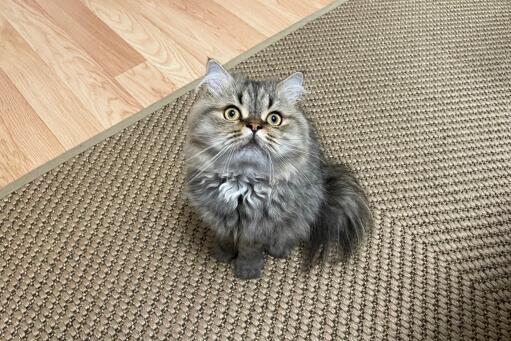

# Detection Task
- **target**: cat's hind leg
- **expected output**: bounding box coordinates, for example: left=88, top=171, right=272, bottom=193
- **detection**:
left=266, top=230, right=299, bottom=259
left=267, top=239, right=296, bottom=259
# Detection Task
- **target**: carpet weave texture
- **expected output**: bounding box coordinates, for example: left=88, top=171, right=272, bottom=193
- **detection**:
left=1, top=0, right=511, bottom=339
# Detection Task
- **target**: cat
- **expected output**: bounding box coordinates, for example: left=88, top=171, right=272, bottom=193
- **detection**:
left=184, top=59, right=372, bottom=279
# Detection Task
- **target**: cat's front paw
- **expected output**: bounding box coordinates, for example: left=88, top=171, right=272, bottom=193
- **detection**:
left=233, top=259, right=263, bottom=280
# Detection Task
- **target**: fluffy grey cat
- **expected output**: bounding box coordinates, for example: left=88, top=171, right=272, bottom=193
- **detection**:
left=185, top=59, right=372, bottom=279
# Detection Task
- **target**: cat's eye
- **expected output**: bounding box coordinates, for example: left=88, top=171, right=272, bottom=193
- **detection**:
left=223, top=106, right=241, bottom=121
left=266, top=112, right=282, bottom=126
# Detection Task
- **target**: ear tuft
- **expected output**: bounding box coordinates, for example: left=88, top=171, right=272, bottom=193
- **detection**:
left=277, top=72, right=305, bottom=104
left=198, top=58, right=233, bottom=96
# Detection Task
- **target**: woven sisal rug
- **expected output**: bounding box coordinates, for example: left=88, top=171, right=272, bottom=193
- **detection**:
left=1, top=0, right=510, bottom=339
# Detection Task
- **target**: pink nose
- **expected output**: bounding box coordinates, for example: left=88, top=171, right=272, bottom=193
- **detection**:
left=247, top=122, right=263, bottom=132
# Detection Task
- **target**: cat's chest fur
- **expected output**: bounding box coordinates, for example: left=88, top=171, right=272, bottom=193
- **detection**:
left=190, top=171, right=314, bottom=239
left=214, top=174, right=271, bottom=210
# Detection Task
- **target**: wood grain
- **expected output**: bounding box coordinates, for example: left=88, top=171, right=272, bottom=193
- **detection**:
left=116, top=62, right=176, bottom=108
left=2, top=0, right=142, bottom=127
left=264, top=0, right=331, bottom=19
left=214, top=0, right=298, bottom=36
left=84, top=0, right=204, bottom=88
left=0, top=69, right=64, bottom=186
left=0, top=0, right=333, bottom=189
left=0, top=15, right=102, bottom=148
left=131, top=0, right=245, bottom=61
left=108, top=0, right=265, bottom=65
left=151, top=0, right=266, bottom=51
left=36, top=0, right=145, bottom=77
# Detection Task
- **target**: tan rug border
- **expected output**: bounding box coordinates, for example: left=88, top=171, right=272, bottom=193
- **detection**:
left=0, top=0, right=348, bottom=200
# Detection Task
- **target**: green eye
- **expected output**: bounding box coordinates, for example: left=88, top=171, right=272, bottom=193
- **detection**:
left=266, top=112, right=282, bottom=126
left=223, top=106, right=241, bottom=121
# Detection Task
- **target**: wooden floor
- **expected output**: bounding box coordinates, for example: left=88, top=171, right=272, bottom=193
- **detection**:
left=0, top=0, right=331, bottom=188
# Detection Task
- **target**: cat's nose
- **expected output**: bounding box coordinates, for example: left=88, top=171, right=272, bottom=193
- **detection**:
left=246, top=122, right=263, bottom=133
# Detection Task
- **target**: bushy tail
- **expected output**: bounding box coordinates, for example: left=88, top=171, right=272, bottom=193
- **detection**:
left=306, top=163, right=372, bottom=265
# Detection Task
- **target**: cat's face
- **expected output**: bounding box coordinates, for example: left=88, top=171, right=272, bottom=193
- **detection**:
left=186, top=59, right=314, bottom=179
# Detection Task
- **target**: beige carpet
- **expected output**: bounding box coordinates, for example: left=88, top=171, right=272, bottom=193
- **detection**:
left=1, top=0, right=511, bottom=339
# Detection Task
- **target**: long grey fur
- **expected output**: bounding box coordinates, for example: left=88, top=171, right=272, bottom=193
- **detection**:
left=184, top=59, right=372, bottom=279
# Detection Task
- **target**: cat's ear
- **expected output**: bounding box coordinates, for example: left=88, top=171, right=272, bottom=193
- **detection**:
left=199, top=58, right=233, bottom=96
left=277, top=72, right=306, bottom=104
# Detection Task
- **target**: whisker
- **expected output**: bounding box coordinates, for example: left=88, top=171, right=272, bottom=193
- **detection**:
left=267, top=141, right=323, bottom=163
left=189, top=131, right=241, bottom=140
left=267, top=145, right=315, bottom=187
left=184, top=139, right=227, bottom=162
left=223, top=147, right=236, bottom=175
left=284, top=149, right=323, bottom=163
left=262, top=146, right=275, bottom=186
left=269, top=151, right=275, bottom=185
left=187, top=144, right=231, bottom=183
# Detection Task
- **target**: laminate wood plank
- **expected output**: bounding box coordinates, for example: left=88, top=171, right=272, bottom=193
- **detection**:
left=137, top=0, right=250, bottom=59
left=0, top=68, right=64, bottom=187
left=155, top=0, right=266, bottom=51
left=1, top=0, right=142, bottom=128
left=0, top=123, right=29, bottom=186
left=119, top=0, right=261, bottom=64
left=35, top=0, right=145, bottom=77
left=0, top=15, right=102, bottom=149
left=84, top=0, right=203, bottom=88
left=259, top=1, right=302, bottom=23
left=317, top=0, right=335, bottom=5
left=116, top=62, right=176, bottom=108
left=263, top=0, right=331, bottom=19
left=214, top=0, right=297, bottom=37
left=120, top=0, right=215, bottom=65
